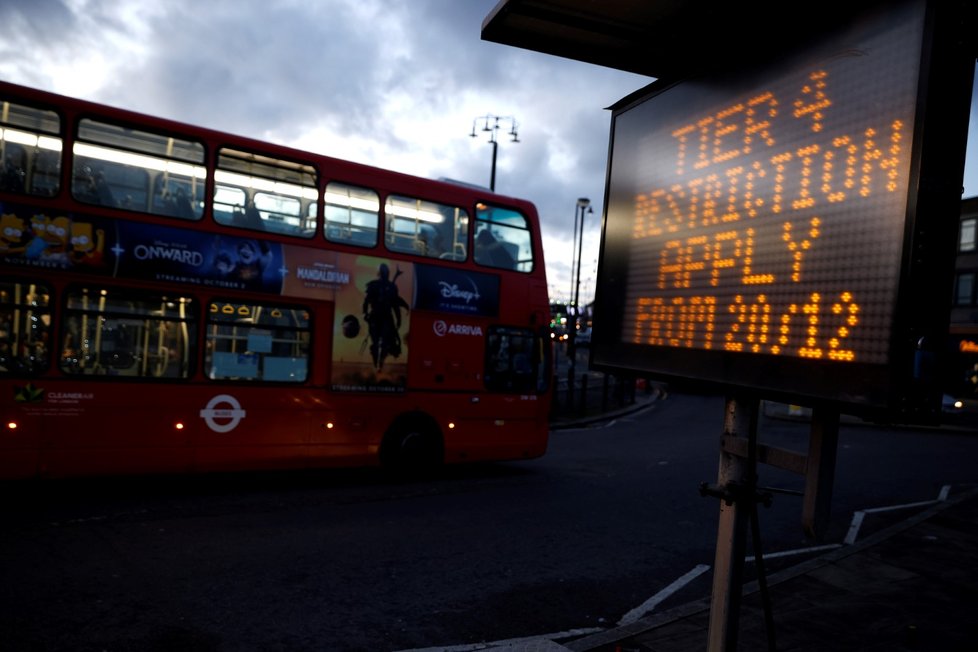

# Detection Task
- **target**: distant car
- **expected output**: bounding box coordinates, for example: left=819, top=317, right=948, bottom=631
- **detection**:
left=943, top=394, right=964, bottom=413
left=940, top=393, right=978, bottom=428
left=550, top=327, right=568, bottom=342
left=576, top=327, right=591, bottom=345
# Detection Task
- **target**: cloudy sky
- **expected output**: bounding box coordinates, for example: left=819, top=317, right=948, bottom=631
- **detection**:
left=1, top=0, right=976, bottom=306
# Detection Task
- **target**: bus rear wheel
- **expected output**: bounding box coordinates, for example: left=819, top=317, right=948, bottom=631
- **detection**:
left=380, top=414, right=444, bottom=474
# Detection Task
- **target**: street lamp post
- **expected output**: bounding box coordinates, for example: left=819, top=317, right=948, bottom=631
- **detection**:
left=569, top=197, right=593, bottom=351
left=469, top=115, right=519, bottom=192
left=568, top=197, right=591, bottom=404
left=569, top=202, right=580, bottom=304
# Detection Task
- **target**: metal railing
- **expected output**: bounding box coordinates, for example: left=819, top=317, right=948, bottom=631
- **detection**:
left=550, top=368, right=648, bottom=421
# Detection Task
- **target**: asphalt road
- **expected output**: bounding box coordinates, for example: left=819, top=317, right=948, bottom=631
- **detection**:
left=2, top=392, right=976, bottom=651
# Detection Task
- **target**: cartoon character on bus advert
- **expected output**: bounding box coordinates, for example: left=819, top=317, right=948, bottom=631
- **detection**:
left=331, top=256, right=413, bottom=392
left=0, top=213, right=27, bottom=254
left=0, top=206, right=109, bottom=271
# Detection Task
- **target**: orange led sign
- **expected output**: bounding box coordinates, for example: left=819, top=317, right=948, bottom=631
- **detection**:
left=960, top=340, right=978, bottom=354
left=629, top=70, right=907, bottom=363
left=592, top=0, right=973, bottom=417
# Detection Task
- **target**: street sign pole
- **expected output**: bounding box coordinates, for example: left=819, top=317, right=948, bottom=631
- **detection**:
left=705, top=394, right=756, bottom=651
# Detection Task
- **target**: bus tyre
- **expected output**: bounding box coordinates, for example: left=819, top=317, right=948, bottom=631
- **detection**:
left=380, top=414, right=444, bottom=474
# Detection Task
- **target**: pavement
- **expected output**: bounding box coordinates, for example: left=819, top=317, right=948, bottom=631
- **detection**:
left=555, top=484, right=978, bottom=652
left=489, top=390, right=978, bottom=652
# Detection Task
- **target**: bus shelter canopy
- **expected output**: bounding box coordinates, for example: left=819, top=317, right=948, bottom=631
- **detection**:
left=481, top=0, right=888, bottom=79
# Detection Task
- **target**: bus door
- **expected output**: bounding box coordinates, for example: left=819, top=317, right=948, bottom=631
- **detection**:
left=196, top=298, right=319, bottom=470
left=484, top=325, right=550, bottom=398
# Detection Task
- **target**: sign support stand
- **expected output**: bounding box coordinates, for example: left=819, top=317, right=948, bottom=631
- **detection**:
left=802, top=408, right=840, bottom=539
left=704, top=393, right=756, bottom=652
left=703, top=396, right=841, bottom=651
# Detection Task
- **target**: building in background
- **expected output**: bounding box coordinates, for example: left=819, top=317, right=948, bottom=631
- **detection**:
left=948, top=195, right=978, bottom=398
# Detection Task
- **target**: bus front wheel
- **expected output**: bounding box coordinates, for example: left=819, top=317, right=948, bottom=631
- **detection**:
left=380, top=414, right=444, bottom=473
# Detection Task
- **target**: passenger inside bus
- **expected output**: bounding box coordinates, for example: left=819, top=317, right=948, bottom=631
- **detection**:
left=417, top=225, right=443, bottom=257
left=474, top=228, right=515, bottom=269
left=233, top=199, right=265, bottom=231
left=157, top=186, right=196, bottom=219
left=1, top=154, right=26, bottom=193
left=73, top=164, right=115, bottom=206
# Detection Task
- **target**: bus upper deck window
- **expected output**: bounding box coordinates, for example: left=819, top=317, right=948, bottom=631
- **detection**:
left=384, top=195, right=468, bottom=261
left=0, top=99, right=62, bottom=197
left=474, top=204, right=532, bottom=272
left=325, top=181, right=379, bottom=247
left=73, top=119, right=206, bottom=219
left=214, top=148, right=318, bottom=238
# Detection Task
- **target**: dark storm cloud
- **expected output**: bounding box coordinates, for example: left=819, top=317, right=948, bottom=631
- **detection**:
left=0, top=0, right=87, bottom=89
left=98, top=2, right=393, bottom=140
left=0, top=0, right=75, bottom=36
left=393, top=0, right=518, bottom=91
left=393, top=1, right=649, bottom=269
left=0, top=0, right=649, bottom=301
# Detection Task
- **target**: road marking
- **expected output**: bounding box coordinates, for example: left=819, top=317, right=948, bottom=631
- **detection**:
left=392, top=627, right=603, bottom=651
left=844, top=511, right=867, bottom=545
left=617, top=564, right=711, bottom=626
left=844, top=484, right=952, bottom=545
left=745, top=543, right=841, bottom=562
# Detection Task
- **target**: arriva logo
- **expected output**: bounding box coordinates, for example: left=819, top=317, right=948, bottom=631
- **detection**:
left=433, top=320, right=484, bottom=337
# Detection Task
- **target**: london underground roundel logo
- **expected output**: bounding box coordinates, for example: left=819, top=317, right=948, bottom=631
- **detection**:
left=199, top=394, right=247, bottom=433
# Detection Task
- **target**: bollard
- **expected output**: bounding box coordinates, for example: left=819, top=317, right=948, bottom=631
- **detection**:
left=550, top=373, right=559, bottom=417
left=578, top=373, right=589, bottom=416
left=566, top=367, right=575, bottom=411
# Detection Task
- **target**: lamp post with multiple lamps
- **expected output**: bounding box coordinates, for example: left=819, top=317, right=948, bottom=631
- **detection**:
left=469, top=114, right=519, bottom=192
left=568, top=197, right=592, bottom=399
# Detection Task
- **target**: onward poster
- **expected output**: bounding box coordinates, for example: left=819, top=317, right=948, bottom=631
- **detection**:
left=0, top=204, right=286, bottom=293
left=114, top=222, right=285, bottom=293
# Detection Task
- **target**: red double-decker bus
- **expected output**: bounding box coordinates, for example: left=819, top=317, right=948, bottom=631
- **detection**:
left=0, top=81, right=554, bottom=479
